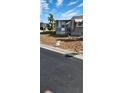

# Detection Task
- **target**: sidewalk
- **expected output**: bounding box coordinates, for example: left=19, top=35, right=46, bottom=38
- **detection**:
left=40, top=44, right=83, bottom=60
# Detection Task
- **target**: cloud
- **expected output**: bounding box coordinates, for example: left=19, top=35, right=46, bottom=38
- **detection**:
left=49, top=0, right=53, bottom=3
left=56, top=0, right=64, bottom=6
left=51, top=9, right=57, bottom=13
left=40, top=0, right=49, bottom=15
left=63, top=9, right=75, bottom=14
left=77, top=2, right=83, bottom=7
left=41, top=0, right=49, bottom=10
left=68, top=1, right=78, bottom=6
left=61, top=8, right=78, bottom=19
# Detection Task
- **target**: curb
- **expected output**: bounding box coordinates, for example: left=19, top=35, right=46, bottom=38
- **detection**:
left=40, top=44, right=83, bottom=60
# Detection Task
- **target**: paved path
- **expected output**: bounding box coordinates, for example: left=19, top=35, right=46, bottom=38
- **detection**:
left=40, top=48, right=83, bottom=93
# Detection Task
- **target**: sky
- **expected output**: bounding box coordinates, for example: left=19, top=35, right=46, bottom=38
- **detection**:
left=40, top=0, right=83, bottom=23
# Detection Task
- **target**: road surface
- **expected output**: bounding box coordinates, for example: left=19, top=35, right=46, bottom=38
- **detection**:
left=40, top=48, right=83, bottom=93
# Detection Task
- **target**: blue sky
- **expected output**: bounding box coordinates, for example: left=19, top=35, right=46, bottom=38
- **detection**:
left=40, top=0, right=83, bottom=23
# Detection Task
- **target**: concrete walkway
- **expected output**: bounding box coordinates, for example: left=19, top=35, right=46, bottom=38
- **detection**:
left=40, top=44, right=83, bottom=60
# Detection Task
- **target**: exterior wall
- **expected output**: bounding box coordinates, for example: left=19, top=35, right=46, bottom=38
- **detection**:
left=40, top=22, right=48, bottom=31
left=71, top=20, right=74, bottom=31
left=56, top=27, right=66, bottom=35
left=70, top=19, right=83, bottom=36
left=56, top=20, right=69, bottom=35
left=55, top=16, right=83, bottom=36
left=71, top=27, right=83, bottom=36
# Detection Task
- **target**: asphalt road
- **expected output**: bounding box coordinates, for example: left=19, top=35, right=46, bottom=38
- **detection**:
left=40, top=48, right=83, bottom=93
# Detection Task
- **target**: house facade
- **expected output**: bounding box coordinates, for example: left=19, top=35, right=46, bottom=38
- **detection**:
left=55, top=15, right=83, bottom=36
left=55, top=20, right=70, bottom=35
left=40, top=22, right=48, bottom=32
left=69, top=15, right=83, bottom=36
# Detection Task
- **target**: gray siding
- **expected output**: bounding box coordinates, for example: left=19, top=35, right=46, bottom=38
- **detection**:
left=56, top=20, right=70, bottom=35
left=71, top=27, right=83, bottom=36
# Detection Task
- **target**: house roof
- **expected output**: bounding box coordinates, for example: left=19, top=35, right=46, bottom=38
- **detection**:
left=55, top=15, right=83, bottom=21
left=56, top=20, right=71, bottom=21
left=71, top=15, right=83, bottom=20
left=40, top=22, right=48, bottom=24
left=40, top=22, right=48, bottom=27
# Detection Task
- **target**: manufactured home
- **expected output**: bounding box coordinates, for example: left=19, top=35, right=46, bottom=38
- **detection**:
left=55, top=15, right=83, bottom=36
left=70, top=15, right=83, bottom=36
left=40, top=22, right=48, bottom=32
left=56, top=20, right=70, bottom=35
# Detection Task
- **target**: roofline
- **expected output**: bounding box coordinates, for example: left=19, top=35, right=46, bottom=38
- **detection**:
left=56, top=20, right=71, bottom=21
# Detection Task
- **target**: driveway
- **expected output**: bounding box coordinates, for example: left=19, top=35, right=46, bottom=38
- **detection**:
left=40, top=48, right=83, bottom=93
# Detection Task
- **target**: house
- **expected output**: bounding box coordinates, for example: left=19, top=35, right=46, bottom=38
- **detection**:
left=55, top=20, right=70, bottom=35
left=40, top=22, right=48, bottom=32
left=55, top=15, right=83, bottom=36
left=67, top=15, right=83, bottom=36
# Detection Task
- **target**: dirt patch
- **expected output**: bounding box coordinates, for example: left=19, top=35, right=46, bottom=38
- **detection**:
left=40, top=34, right=83, bottom=53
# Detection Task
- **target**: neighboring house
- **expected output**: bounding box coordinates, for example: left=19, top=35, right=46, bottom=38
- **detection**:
left=55, top=15, right=83, bottom=36
left=40, top=22, right=48, bottom=32
left=67, top=15, right=83, bottom=36
left=56, top=20, right=70, bottom=35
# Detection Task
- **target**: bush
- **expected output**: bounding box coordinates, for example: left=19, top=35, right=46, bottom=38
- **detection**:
left=40, top=31, right=55, bottom=35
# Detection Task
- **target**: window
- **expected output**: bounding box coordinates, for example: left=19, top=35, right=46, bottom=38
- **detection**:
left=61, top=22, right=65, bottom=25
left=76, top=22, right=83, bottom=27
left=61, top=25, right=65, bottom=28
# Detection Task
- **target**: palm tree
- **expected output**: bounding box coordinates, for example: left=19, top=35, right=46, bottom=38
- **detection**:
left=48, top=13, right=55, bottom=31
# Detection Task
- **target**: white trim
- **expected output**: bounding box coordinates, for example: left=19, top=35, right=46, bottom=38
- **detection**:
left=75, top=19, right=83, bottom=22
